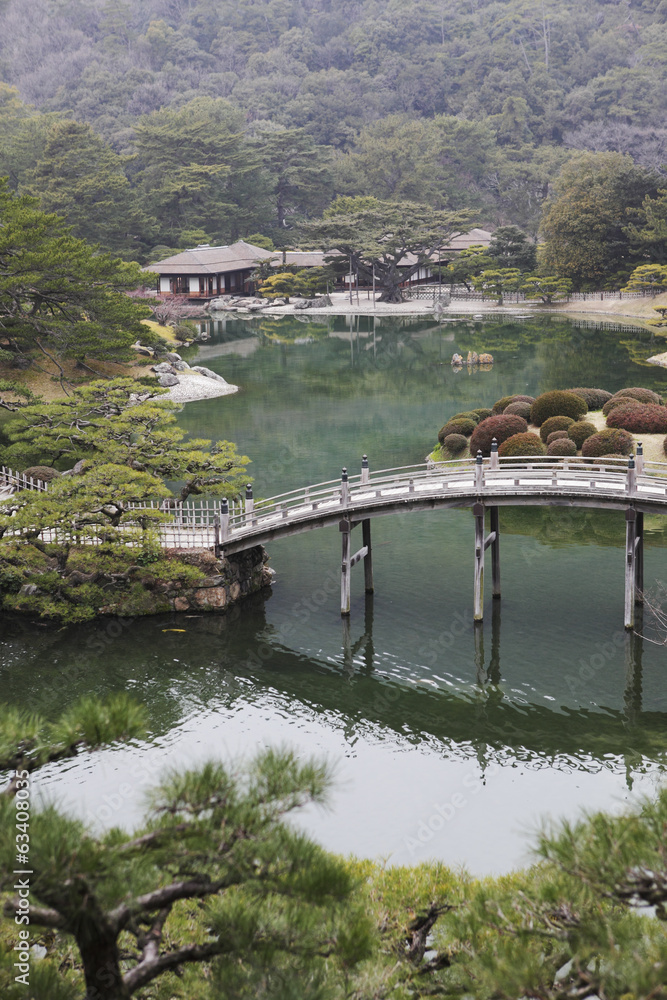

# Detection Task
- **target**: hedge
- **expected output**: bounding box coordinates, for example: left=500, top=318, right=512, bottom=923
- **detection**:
left=565, top=387, right=613, bottom=410
left=606, top=403, right=667, bottom=434
left=602, top=396, right=643, bottom=417
left=581, top=428, right=634, bottom=457
left=438, top=417, right=477, bottom=444
left=472, top=407, right=493, bottom=421
left=568, top=421, right=598, bottom=448
left=22, top=466, right=62, bottom=483
left=469, top=414, right=528, bottom=456
left=539, top=415, right=575, bottom=443
left=498, top=432, right=547, bottom=458
left=504, top=401, right=532, bottom=420
left=443, top=433, right=468, bottom=454
left=612, top=386, right=663, bottom=405
left=451, top=410, right=482, bottom=424
left=491, top=394, right=535, bottom=415
left=547, top=437, right=577, bottom=457
left=546, top=430, right=569, bottom=444
left=530, top=391, right=588, bottom=426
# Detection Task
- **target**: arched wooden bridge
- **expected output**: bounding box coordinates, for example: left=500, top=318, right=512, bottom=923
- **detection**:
left=209, top=447, right=667, bottom=630
left=3, top=450, right=667, bottom=629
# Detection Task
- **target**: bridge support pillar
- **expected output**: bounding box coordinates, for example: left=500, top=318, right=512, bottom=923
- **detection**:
left=635, top=511, right=644, bottom=604
left=624, top=507, right=637, bottom=629
left=341, top=522, right=351, bottom=616
left=362, top=519, right=374, bottom=593
left=490, top=506, right=501, bottom=599
left=473, top=502, right=485, bottom=621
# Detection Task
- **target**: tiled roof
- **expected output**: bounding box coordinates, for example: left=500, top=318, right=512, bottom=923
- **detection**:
left=146, top=241, right=276, bottom=275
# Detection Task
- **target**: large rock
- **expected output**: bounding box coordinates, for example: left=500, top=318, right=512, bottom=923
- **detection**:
left=165, top=352, right=182, bottom=362
left=172, top=360, right=190, bottom=371
left=191, top=365, right=229, bottom=384
left=153, top=362, right=177, bottom=374
left=157, top=373, right=179, bottom=387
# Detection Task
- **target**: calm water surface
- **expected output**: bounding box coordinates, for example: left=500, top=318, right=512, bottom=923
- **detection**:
left=3, top=313, right=667, bottom=873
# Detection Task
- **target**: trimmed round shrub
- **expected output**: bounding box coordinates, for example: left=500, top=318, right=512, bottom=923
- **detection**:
left=469, top=414, right=528, bottom=456
left=472, top=407, right=493, bottom=421
left=613, top=386, right=663, bottom=406
left=539, top=415, right=575, bottom=443
left=607, top=403, right=667, bottom=434
left=602, top=396, right=643, bottom=417
left=546, top=430, right=569, bottom=445
left=568, top=421, right=598, bottom=448
left=498, top=432, right=547, bottom=458
left=581, top=428, right=634, bottom=458
left=547, top=437, right=577, bottom=457
left=451, top=410, right=482, bottom=424
left=22, top=465, right=61, bottom=483
left=443, top=433, right=467, bottom=454
left=504, top=401, right=532, bottom=420
left=530, top=391, right=588, bottom=426
left=438, top=417, right=477, bottom=444
left=566, top=387, right=613, bottom=410
left=491, top=394, right=535, bottom=415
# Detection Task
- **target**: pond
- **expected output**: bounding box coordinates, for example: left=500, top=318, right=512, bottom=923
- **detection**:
left=3, top=312, right=667, bottom=874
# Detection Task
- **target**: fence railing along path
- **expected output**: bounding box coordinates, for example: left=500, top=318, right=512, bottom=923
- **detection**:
left=3, top=450, right=667, bottom=629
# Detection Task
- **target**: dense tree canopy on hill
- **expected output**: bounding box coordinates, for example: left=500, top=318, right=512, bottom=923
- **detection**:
left=0, top=0, right=665, bottom=263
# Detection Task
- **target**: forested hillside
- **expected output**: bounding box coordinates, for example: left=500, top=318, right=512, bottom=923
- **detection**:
left=0, top=0, right=665, bottom=256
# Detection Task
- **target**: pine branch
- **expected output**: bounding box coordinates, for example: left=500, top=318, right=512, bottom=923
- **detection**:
left=123, top=939, right=225, bottom=993
left=3, top=899, right=66, bottom=928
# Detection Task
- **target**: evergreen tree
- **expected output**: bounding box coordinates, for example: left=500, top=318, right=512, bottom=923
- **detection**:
left=0, top=749, right=373, bottom=1000
left=0, top=181, right=154, bottom=370
left=254, top=126, right=333, bottom=232
left=304, top=198, right=473, bottom=302
left=22, top=120, right=154, bottom=260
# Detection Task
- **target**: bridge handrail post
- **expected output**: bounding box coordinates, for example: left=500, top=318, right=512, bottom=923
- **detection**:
left=361, top=455, right=370, bottom=485
left=626, top=455, right=636, bottom=497
left=341, top=467, right=350, bottom=506
left=220, top=498, right=230, bottom=541
left=635, top=442, right=644, bottom=476
left=489, top=438, right=499, bottom=471
left=475, top=450, right=484, bottom=493
left=245, top=483, right=255, bottom=522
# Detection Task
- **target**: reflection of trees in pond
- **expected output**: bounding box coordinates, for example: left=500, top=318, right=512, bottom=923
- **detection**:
left=499, top=505, right=667, bottom=549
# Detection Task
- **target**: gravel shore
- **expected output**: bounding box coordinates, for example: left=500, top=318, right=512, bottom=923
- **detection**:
left=161, top=369, right=239, bottom=404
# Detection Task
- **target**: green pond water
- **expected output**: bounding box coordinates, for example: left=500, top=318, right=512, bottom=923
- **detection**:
left=3, top=312, right=667, bottom=873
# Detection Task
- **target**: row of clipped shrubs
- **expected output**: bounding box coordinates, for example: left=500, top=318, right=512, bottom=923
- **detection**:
left=437, top=384, right=666, bottom=462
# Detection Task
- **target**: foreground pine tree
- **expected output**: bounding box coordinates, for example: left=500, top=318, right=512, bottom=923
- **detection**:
left=0, top=747, right=372, bottom=1000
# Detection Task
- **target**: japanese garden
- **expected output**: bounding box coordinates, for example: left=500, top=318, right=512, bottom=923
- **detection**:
left=1, top=1, right=667, bottom=998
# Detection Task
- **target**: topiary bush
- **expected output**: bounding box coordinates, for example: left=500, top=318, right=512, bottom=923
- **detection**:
left=568, top=421, right=598, bottom=448
left=469, top=414, right=528, bottom=456
left=22, top=466, right=61, bottom=483
left=602, top=396, right=643, bottom=417
left=451, top=410, right=482, bottom=424
left=607, top=403, right=667, bottom=434
left=491, top=394, right=535, bottom=415
left=539, top=415, right=575, bottom=443
left=438, top=417, right=477, bottom=444
left=472, top=407, right=493, bottom=421
left=566, top=387, right=613, bottom=410
left=612, top=387, right=663, bottom=406
left=581, top=428, right=634, bottom=458
left=530, top=391, right=588, bottom=426
left=504, top=401, right=532, bottom=420
left=443, top=433, right=468, bottom=454
left=547, top=437, right=577, bottom=457
left=546, top=430, right=569, bottom=445
left=498, top=432, right=547, bottom=458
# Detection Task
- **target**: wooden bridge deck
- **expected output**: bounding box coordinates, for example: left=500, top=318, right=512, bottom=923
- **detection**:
left=3, top=454, right=666, bottom=628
